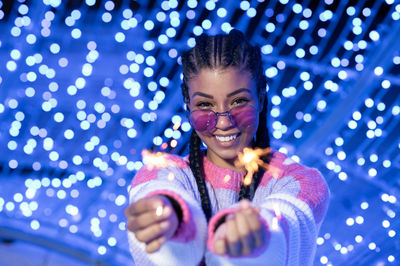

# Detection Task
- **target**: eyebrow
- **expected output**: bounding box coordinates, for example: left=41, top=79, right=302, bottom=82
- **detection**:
left=192, top=91, right=214, bottom=99
left=227, top=88, right=251, bottom=97
left=191, top=88, right=251, bottom=99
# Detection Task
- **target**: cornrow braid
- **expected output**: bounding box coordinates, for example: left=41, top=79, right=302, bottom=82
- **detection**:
left=181, top=29, right=271, bottom=220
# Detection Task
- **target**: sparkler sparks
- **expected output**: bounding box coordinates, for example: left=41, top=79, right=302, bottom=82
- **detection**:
left=173, top=122, right=181, bottom=130
left=142, top=150, right=174, bottom=170
left=234, top=147, right=271, bottom=186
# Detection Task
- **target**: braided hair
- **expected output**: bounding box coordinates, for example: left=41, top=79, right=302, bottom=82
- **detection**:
left=180, top=30, right=271, bottom=221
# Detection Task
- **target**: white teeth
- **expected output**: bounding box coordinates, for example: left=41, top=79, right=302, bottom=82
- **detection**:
left=215, top=134, right=237, bottom=142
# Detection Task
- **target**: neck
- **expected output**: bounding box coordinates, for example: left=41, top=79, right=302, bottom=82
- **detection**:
left=205, top=151, right=246, bottom=172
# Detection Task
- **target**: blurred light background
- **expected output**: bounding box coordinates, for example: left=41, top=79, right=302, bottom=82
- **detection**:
left=0, top=0, right=399, bottom=265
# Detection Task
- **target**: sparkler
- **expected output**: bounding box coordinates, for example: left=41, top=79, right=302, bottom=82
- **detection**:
left=234, top=147, right=271, bottom=186
left=141, top=150, right=175, bottom=170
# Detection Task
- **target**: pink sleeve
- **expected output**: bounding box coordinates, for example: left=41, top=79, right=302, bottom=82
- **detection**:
left=127, top=154, right=207, bottom=265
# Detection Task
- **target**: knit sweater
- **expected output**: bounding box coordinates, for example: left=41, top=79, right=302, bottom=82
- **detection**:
left=127, top=151, right=330, bottom=266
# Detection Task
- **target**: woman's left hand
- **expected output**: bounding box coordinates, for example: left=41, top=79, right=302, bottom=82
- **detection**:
left=213, top=200, right=265, bottom=257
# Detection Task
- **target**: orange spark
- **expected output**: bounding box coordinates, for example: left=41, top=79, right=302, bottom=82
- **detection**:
left=234, top=147, right=271, bottom=186
left=161, top=143, right=168, bottom=150
left=170, top=139, right=177, bottom=148
left=173, top=122, right=181, bottom=130
left=142, top=150, right=175, bottom=170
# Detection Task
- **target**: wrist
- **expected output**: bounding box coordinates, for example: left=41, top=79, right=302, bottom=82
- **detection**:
left=164, top=195, right=183, bottom=224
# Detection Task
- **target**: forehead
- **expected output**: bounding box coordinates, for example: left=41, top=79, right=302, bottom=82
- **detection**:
left=187, top=67, right=257, bottom=98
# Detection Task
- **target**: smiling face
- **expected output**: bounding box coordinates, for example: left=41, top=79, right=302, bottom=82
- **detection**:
left=187, top=67, right=261, bottom=171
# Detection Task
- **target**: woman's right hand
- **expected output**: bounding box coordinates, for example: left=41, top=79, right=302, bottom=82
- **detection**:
left=213, top=200, right=265, bottom=257
left=125, top=195, right=179, bottom=253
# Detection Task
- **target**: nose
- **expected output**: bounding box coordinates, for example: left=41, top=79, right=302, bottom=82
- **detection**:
left=214, top=112, right=233, bottom=130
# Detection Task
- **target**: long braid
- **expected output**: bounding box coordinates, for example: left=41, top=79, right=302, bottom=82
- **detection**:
left=182, top=82, right=213, bottom=221
left=189, top=130, right=213, bottom=221
left=238, top=92, right=271, bottom=201
left=181, top=29, right=272, bottom=218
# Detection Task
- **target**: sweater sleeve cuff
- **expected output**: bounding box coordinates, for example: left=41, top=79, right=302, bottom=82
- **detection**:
left=147, top=190, right=196, bottom=243
left=207, top=208, right=233, bottom=252
left=207, top=208, right=271, bottom=258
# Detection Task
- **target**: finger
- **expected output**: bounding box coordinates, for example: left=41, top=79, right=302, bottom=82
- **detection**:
left=130, top=206, right=172, bottom=232
left=145, top=236, right=166, bottom=253
left=226, top=214, right=241, bottom=257
left=214, top=239, right=227, bottom=255
left=135, top=219, right=170, bottom=243
left=239, top=199, right=251, bottom=209
left=128, top=197, right=163, bottom=215
left=213, top=223, right=227, bottom=255
left=126, top=216, right=137, bottom=232
left=235, top=210, right=254, bottom=255
left=244, top=208, right=264, bottom=248
left=124, top=205, right=132, bottom=219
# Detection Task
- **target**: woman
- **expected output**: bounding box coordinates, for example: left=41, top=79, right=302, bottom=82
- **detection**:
left=125, top=30, right=330, bottom=265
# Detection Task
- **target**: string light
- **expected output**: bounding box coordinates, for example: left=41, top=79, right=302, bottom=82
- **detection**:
left=0, top=0, right=398, bottom=265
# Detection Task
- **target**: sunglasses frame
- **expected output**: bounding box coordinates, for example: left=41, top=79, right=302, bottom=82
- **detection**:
left=188, top=104, right=258, bottom=132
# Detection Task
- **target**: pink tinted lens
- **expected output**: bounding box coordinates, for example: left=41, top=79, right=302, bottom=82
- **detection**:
left=230, top=105, right=258, bottom=128
left=190, top=105, right=257, bottom=132
left=189, top=110, right=217, bottom=131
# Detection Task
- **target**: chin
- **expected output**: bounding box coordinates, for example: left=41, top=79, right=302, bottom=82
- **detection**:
left=217, top=149, right=241, bottom=161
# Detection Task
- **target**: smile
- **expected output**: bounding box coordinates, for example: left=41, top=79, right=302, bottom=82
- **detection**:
left=215, top=134, right=238, bottom=142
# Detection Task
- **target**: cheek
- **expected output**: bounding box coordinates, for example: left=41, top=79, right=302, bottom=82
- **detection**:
left=195, top=130, right=212, bottom=144
left=241, top=117, right=259, bottom=142
left=245, top=115, right=259, bottom=133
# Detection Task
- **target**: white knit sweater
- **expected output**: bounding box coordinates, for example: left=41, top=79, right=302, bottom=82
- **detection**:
left=127, top=151, right=330, bottom=265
